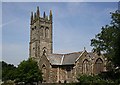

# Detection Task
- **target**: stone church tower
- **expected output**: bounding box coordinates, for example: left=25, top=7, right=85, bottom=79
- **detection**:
left=29, top=7, right=53, bottom=60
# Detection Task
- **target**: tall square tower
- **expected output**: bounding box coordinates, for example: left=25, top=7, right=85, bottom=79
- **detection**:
left=29, top=7, right=53, bottom=59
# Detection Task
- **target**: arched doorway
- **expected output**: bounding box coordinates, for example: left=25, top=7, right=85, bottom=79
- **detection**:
left=82, top=59, right=89, bottom=74
left=93, top=58, right=104, bottom=74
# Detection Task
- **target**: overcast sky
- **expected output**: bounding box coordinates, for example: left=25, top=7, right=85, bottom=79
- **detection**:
left=2, top=2, right=118, bottom=66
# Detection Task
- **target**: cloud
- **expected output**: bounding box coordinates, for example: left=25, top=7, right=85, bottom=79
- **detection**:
left=0, top=19, right=18, bottom=28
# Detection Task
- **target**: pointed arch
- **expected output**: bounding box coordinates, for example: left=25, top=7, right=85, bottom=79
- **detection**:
left=40, top=26, right=44, bottom=36
left=82, top=59, right=89, bottom=74
left=45, top=27, right=49, bottom=38
left=93, top=58, right=104, bottom=74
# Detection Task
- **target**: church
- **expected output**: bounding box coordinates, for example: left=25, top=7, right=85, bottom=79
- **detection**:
left=29, top=7, right=106, bottom=83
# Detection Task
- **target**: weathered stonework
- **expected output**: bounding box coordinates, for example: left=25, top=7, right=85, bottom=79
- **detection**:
left=29, top=7, right=106, bottom=83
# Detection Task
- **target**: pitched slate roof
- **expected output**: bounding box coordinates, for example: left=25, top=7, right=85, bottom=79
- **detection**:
left=62, top=52, right=82, bottom=65
left=47, top=51, right=83, bottom=65
left=47, top=54, right=63, bottom=65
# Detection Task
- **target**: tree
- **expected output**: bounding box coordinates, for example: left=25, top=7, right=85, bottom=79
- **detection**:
left=91, top=10, right=120, bottom=67
left=98, top=70, right=120, bottom=83
left=2, top=61, right=17, bottom=81
left=16, top=58, right=42, bottom=84
left=112, top=10, right=120, bottom=67
left=77, top=74, right=110, bottom=84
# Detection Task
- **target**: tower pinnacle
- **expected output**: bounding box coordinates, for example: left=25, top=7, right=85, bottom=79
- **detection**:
left=30, top=12, right=33, bottom=25
left=43, top=11, right=46, bottom=18
left=50, top=10, right=52, bottom=16
left=37, top=6, right=40, bottom=17
left=34, top=12, right=36, bottom=20
left=49, top=10, right=52, bottom=21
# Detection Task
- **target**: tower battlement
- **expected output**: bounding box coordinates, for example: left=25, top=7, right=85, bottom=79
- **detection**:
left=30, top=6, right=52, bottom=25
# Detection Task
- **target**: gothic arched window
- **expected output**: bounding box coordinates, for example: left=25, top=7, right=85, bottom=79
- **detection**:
left=82, top=59, right=89, bottom=74
left=94, top=58, right=103, bottom=74
left=32, top=26, right=37, bottom=40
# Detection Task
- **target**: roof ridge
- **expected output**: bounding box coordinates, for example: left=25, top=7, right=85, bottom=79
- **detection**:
left=64, top=51, right=82, bottom=55
left=53, top=51, right=82, bottom=55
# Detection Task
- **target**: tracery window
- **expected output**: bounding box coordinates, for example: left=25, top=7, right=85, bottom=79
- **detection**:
left=82, top=59, right=89, bottom=74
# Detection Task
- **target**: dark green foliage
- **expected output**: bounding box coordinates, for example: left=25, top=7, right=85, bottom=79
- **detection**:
left=76, top=10, right=120, bottom=85
left=15, top=58, right=43, bottom=84
left=98, top=69, right=120, bottom=83
left=111, top=10, right=120, bottom=67
left=113, top=29, right=120, bottom=67
left=90, top=10, right=120, bottom=84
left=77, top=74, right=114, bottom=85
left=2, top=59, right=43, bottom=84
left=91, top=10, right=120, bottom=67
left=2, top=61, right=17, bottom=81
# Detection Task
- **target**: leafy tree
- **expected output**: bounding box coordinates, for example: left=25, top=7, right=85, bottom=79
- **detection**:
left=77, top=74, right=111, bottom=84
left=2, top=61, right=17, bottom=81
left=110, top=10, right=120, bottom=67
left=98, top=70, right=120, bottom=83
left=91, top=10, right=120, bottom=67
left=16, top=58, right=42, bottom=84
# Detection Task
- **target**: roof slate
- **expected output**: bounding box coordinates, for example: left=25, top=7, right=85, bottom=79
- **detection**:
left=47, top=51, right=83, bottom=65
